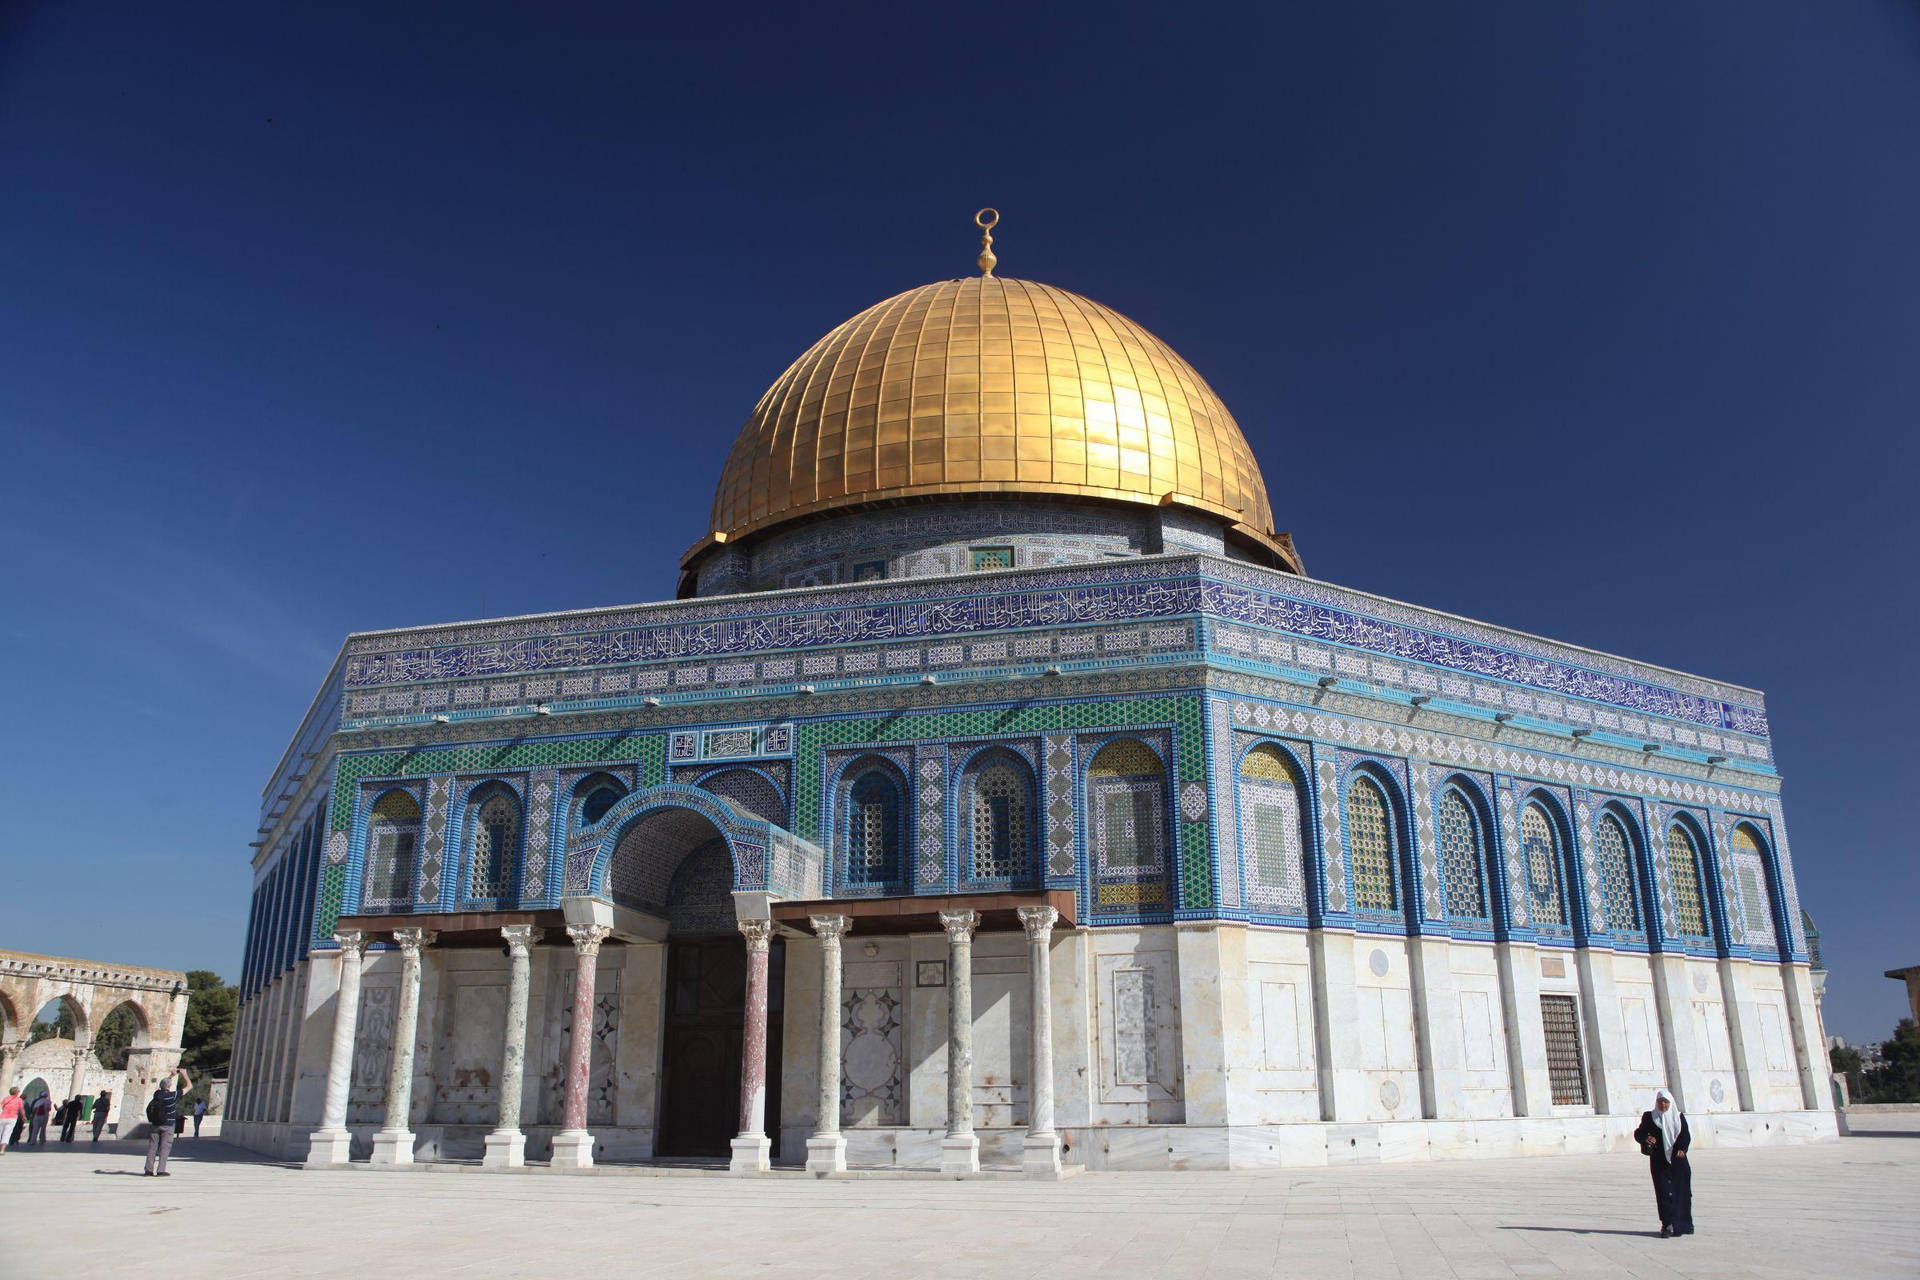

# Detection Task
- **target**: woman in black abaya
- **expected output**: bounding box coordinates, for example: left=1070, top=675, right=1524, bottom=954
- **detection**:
left=1633, top=1088, right=1693, bottom=1236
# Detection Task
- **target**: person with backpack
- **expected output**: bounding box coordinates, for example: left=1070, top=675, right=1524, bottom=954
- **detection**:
left=91, top=1090, right=112, bottom=1142
left=142, top=1069, right=191, bottom=1176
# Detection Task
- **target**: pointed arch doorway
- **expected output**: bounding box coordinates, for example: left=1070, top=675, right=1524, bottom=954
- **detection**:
left=604, top=805, right=783, bottom=1160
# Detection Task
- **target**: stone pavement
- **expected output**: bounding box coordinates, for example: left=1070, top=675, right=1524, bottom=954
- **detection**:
left=1, top=1117, right=1915, bottom=1279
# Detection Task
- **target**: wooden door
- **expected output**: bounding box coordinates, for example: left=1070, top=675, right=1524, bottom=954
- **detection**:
left=656, top=936, right=782, bottom=1158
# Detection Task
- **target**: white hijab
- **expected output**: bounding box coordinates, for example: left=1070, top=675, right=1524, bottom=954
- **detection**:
left=1654, top=1088, right=1683, bottom=1155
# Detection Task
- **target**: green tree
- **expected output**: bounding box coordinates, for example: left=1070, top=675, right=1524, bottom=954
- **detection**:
left=93, top=1005, right=140, bottom=1071
left=178, top=970, right=237, bottom=1097
left=1830, top=1043, right=1865, bottom=1102
left=1863, top=1019, right=1920, bottom=1103
left=26, top=1003, right=75, bottom=1045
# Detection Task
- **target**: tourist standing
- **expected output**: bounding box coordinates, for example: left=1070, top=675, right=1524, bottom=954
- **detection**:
left=91, top=1090, right=112, bottom=1142
left=142, top=1069, right=190, bottom=1176
left=28, top=1091, right=51, bottom=1145
left=5, top=1093, right=23, bottom=1145
left=58, top=1096, right=80, bottom=1143
left=0, top=1087, right=22, bottom=1154
left=1633, top=1089, right=1694, bottom=1237
left=191, top=1096, right=208, bottom=1137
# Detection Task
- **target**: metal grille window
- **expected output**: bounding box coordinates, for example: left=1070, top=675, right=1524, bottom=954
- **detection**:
left=470, top=793, right=517, bottom=899
left=1667, top=824, right=1708, bottom=937
left=1540, top=994, right=1588, bottom=1105
left=968, top=758, right=1032, bottom=880
left=844, top=770, right=902, bottom=885
left=1521, top=804, right=1565, bottom=926
left=363, top=791, right=419, bottom=911
left=1436, top=787, right=1486, bottom=920
left=1730, top=826, right=1776, bottom=948
left=1595, top=814, right=1641, bottom=932
left=1346, top=775, right=1397, bottom=911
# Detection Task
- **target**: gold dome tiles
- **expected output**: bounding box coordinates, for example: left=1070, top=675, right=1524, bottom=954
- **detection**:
left=702, top=276, right=1278, bottom=558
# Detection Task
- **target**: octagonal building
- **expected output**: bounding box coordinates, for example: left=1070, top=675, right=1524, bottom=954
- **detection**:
left=225, top=238, right=1836, bottom=1173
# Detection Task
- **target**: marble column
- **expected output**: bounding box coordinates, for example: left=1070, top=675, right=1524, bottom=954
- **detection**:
left=483, top=924, right=537, bottom=1168
left=805, top=915, right=852, bottom=1175
left=939, top=909, right=980, bottom=1175
left=730, top=918, right=775, bottom=1174
left=369, top=927, right=435, bottom=1165
left=305, top=930, right=369, bottom=1166
left=68, top=1045, right=92, bottom=1109
left=1018, top=905, right=1063, bottom=1178
left=551, top=923, right=612, bottom=1170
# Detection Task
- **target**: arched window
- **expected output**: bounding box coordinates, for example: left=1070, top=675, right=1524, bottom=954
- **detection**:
left=1729, top=825, right=1777, bottom=949
left=1345, top=774, right=1397, bottom=912
left=1594, top=812, right=1642, bottom=932
left=1088, top=739, right=1167, bottom=901
left=362, top=790, right=419, bottom=911
left=469, top=790, right=518, bottom=900
left=1436, top=786, right=1487, bottom=920
left=580, top=782, right=624, bottom=827
left=842, top=766, right=904, bottom=886
left=967, top=752, right=1035, bottom=881
left=1520, top=802, right=1565, bottom=926
left=1238, top=745, right=1307, bottom=913
left=1666, top=823, right=1708, bottom=938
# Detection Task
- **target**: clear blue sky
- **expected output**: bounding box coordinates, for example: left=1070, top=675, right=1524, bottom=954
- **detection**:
left=2, top=3, right=1914, bottom=1045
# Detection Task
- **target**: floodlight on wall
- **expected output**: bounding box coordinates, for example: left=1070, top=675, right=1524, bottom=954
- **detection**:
left=1706, top=754, right=1727, bottom=765
left=642, top=696, right=661, bottom=707
left=431, top=714, right=451, bottom=724
left=799, top=684, right=817, bottom=695
left=534, top=704, right=552, bottom=715
left=1570, top=728, right=1593, bottom=739
left=1043, top=665, right=1063, bottom=679
left=1409, top=695, right=1431, bottom=706
left=921, top=673, right=938, bottom=685
left=1641, top=743, right=1661, bottom=754
left=1316, top=676, right=1338, bottom=689
left=1493, top=712, right=1515, bottom=724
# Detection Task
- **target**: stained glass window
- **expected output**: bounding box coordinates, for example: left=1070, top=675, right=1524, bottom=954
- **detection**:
left=1239, top=746, right=1305, bottom=912
left=844, top=769, right=902, bottom=885
left=1730, top=826, right=1776, bottom=949
left=1595, top=813, right=1641, bottom=932
left=968, top=756, right=1032, bottom=880
left=1436, top=787, right=1486, bottom=920
left=1667, top=823, right=1708, bottom=937
left=1346, top=775, right=1397, bottom=911
left=1521, top=803, right=1564, bottom=926
left=363, top=790, right=419, bottom=911
left=470, top=793, right=517, bottom=899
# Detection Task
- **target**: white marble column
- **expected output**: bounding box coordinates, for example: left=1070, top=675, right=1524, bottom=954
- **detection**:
left=370, top=928, right=435, bottom=1165
left=1018, top=905, right=1063, bottom=1178
left=939, top=909, right=980, bottom=1175
left=805, top=914, right=852, bottom=1175
left=551, top=923, right=612, bottom=1170
left=730, top=918, right=776, bottom=1174
left=304, top=931, right=369, bottom=1166
left=483, top=924, right=537, bottom=1168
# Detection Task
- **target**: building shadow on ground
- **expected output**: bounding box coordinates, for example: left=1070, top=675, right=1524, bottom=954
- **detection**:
left=1500, top=1226, right=1661, bottom=1239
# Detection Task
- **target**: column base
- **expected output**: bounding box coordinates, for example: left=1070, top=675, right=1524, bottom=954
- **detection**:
left=368, top=1128, right=415, bottom=1166
left=304, top=1126, right=354, bottom=1168
left=729, top=1133, right=772, bottom=1174
left=1022, top=1130, right=1064, bottom=1179
left=550, top=1129, right=595, bottom=1170
left=939, top=1132, right=980, bottom=1176
left=481, top=1129, right=527, bottom=1169
left=805, top=1133, right=847, bottom=1176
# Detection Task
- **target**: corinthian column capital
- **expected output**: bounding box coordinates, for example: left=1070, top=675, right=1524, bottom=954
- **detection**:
left=500, top=924, right=538, bottom=957
left=332, top=930, right=370, bottom=958
left=1017, top=905, right=1059, bottom=941
left=565, top=924, right=613, bottom=957
left=737, top=918, right=776, bottom=952
left=808, top=914, right=853, bottom=945
left=938, top=909, right=980, bottom=942
left=391, top=927, right=437, bottom=957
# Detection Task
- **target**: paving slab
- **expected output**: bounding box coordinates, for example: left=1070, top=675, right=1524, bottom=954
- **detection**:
left=0, top=1116, right=1914, bottom=1278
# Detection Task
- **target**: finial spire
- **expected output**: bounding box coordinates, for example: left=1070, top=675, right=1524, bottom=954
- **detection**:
left=975, top=208, right=999, bottom=277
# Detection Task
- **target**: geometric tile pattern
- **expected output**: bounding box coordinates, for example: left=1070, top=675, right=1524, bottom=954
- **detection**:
left=1411, top=762, right=1441, bottom=921
left=419, top=776, right=450, bottom=906
left=1593, top=810, right=1641, bottom=934
left=1496, top=783, right=1528, bottom=930
left=1206, top=704, right=1240, bottom=910
left=1520, top=803, right=1564, bottom=927
left=1313, top=745, right=1347, bottom=914
left=915, top=746, right=947, bottom=886
left=1665, top=821, right=1708, bottom=939
left=1043, top=733, right=1076, bottom=879
left=524, top=770, right=554, bottom=900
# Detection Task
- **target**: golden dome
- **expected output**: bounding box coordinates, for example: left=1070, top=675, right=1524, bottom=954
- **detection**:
left=692, top=275, right=1297, bottom=570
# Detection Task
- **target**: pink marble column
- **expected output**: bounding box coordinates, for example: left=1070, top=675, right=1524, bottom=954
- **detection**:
left=730, top=918, right=775, bottom=1174
left=550, top=923, right=610, bottom=1170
